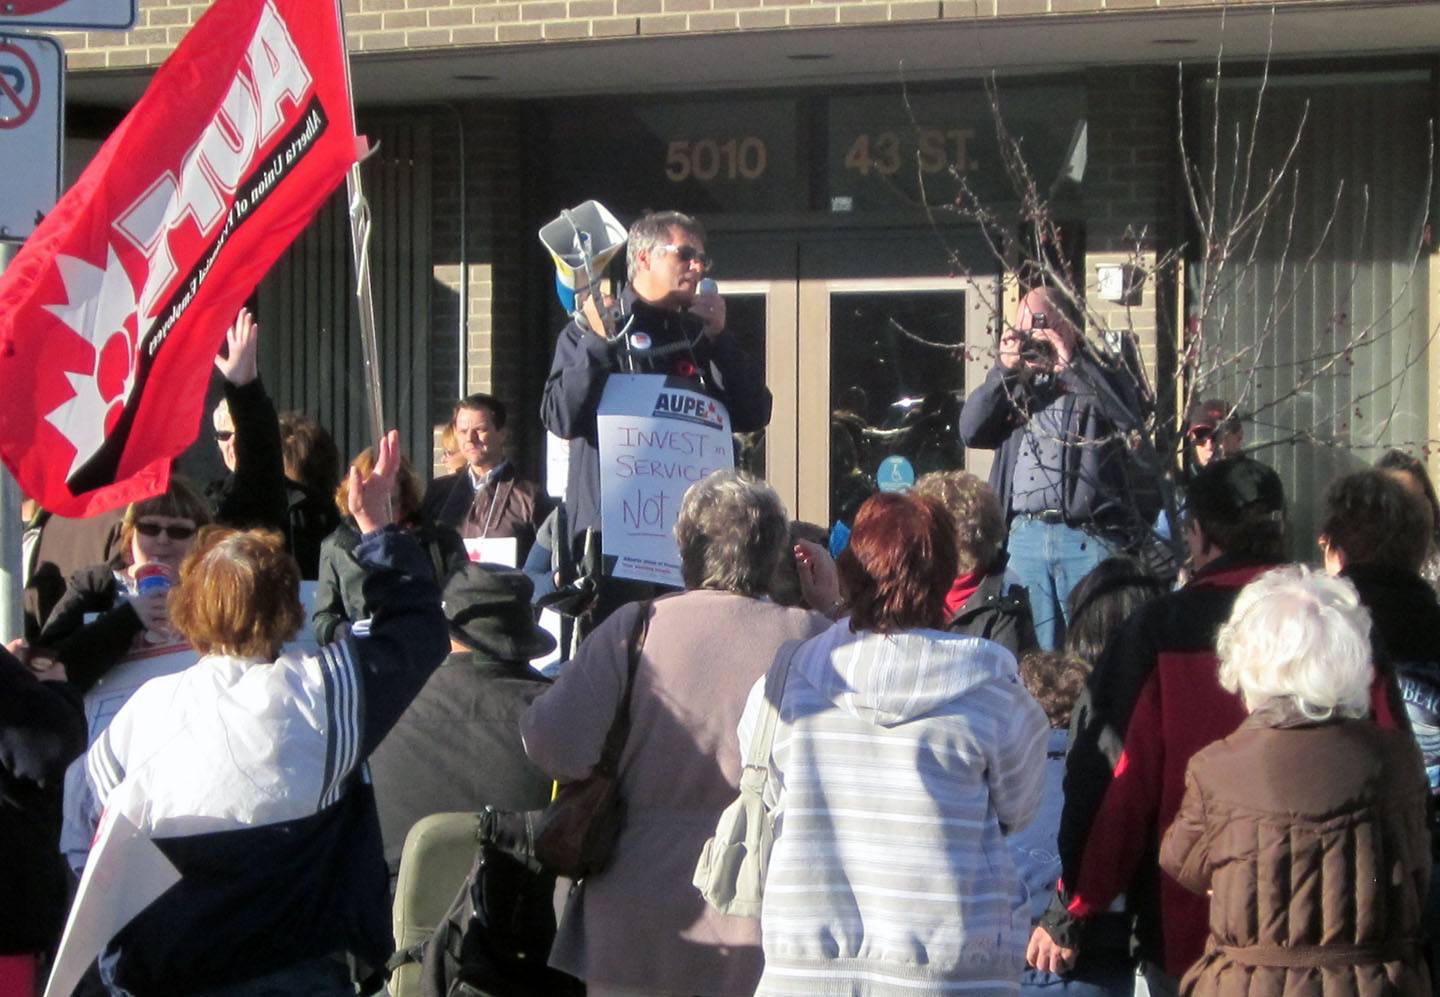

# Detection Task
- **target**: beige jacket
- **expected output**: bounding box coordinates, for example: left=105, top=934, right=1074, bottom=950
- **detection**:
left=521, top=590, right=828, bottom=996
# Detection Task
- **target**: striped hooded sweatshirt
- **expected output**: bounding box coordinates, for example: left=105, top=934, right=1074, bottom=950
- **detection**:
left=742, top=620, right=1049, bottom=996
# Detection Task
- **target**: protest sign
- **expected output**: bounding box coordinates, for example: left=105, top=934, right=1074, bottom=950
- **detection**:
left=45, top=806, right=180, bottom=997
left=597, top=373, right=734, bottom=586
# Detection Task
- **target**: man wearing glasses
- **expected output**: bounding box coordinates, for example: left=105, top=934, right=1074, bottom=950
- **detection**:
left=959, top=286, right=1153, bottom=650
left=541, top=210, right=771, bottom=622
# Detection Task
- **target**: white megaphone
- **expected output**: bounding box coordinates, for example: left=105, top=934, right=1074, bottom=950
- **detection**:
left=539, top=201, right=628, bottom=314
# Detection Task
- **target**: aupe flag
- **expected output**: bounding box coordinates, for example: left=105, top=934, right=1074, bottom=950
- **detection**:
left=0, top=0, right=361, bottom=516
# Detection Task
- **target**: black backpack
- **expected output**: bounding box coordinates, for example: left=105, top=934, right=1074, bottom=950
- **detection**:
left=391, top=807, right=583, bottom=997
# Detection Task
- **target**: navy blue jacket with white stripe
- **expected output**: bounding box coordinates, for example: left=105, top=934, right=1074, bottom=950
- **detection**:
left=80, top=527, right=449, bottom=996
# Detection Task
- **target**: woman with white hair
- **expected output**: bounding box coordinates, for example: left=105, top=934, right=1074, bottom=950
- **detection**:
left=522, top=470, right=833, bottom=997
left=1161, top=566, right=1431, bottom=995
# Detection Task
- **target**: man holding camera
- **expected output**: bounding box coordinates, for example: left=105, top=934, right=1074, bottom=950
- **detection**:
left=959, top=287, right=1152, bottom=650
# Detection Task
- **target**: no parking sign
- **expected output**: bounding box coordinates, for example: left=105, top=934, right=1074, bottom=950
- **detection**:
left=0, top=32, right=61, bottom=240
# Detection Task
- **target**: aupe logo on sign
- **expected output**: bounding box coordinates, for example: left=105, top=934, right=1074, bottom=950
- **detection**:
left=652, top=390, right=724, bottom=430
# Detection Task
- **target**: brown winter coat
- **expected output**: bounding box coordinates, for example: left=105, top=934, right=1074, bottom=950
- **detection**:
left=1160, top=698, right=1431, bottom=996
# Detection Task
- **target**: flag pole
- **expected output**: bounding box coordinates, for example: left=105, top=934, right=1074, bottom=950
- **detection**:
left=334, top=0, right=384, bottom=447
left=0, top=241, right=23, bottom=644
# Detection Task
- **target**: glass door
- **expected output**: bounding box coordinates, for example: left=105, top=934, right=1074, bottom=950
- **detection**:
left=797, top=276, right=996, bottom=528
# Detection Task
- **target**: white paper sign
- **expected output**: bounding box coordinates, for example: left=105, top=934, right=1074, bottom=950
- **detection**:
left=597, top=374, right=734, bottom=587
left=463, top=536, right=518, bottom=567
left=44, top=807, right=181, bottom=997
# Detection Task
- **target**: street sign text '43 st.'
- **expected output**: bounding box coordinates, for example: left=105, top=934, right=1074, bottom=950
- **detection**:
left=0, top=32, right=62, bottom=240
left=0, top=0, right=136, bottom=30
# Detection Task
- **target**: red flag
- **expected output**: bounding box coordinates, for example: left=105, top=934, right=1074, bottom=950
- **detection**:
left=0, top=0, right=361, bottom=516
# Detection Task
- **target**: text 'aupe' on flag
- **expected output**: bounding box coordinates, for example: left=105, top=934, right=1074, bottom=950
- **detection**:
left=0, top=0, right=362, bottom=517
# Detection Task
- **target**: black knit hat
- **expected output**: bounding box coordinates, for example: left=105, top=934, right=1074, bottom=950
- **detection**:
left=442, top=563, right=556, bottom=662
left=1188, top=456, right=1285, bottom=523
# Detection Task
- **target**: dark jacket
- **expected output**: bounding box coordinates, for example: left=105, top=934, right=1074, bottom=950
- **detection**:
left=285, top=477, right=341, bottom=581
left=540, top=289, right=772, bottom=544
left=1162, top=700, right=1430, bottom=996
left=0, top=648, right=86, bottom=955
left=203, top=377, right=289, bottom=534
left=23, top=507, right=123, bottom=642
left=37, top=562, right=141, bottom=692
left=87, top=528, right=449, bottom=996
left=1344, top=562, right=1440, bottom=808
left=943, top=568, right=1039, bottom=659
left=368, top=652, right=555, bottom=878
left=312, top=519, right=469, bottom=645
left=1045, top=557, right=1278, bottom=970
left=958, top=351, right=1155, bottom=536
left=421, top=461, right=544, bottom=563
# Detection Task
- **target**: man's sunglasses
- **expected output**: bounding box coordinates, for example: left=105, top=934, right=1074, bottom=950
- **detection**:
left=214, top=430, right=235, bottom=443
left=658, top=244, right=713, bottom=270
left=134, top=521, right=197, bottom=541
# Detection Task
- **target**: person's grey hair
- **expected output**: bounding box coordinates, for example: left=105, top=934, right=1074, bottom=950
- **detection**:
left=674, top=469, right=788, bottom=597
left=1216, top=565, right=1374, bottom=721
left=627, top=210, right=705, bottom=281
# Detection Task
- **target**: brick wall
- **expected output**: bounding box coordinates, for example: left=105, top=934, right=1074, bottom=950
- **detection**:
left=60, top=0, right=1399, bottom=68
left=1082, top=65, right=1178, bottom=410
left=424, top=103, right=537, bottom=479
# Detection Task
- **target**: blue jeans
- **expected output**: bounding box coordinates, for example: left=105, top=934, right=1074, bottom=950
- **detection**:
left=1022, top=962, right=1135, bottom=997
left=1007, top=517, right=1114, bottom=651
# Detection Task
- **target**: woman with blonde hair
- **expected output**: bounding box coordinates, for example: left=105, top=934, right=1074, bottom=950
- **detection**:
left=1161, top=566, right=1431, bottom=995
left=312, top=445, right=467, bottom=644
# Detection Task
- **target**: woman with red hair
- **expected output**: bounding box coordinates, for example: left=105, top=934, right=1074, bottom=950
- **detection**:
left=743, top=490, right=1050, bottom=995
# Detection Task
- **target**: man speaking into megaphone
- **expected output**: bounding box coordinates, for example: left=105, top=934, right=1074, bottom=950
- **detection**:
left=541, top=210, right=772, bottom=626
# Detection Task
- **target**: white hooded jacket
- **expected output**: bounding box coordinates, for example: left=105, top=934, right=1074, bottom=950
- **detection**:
left=740, top=620, right=1049, bottom=996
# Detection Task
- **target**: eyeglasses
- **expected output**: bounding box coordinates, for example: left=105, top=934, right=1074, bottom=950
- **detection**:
left=657, top=244, right=713, bottom=270
left=1189, top=427, right=1216, bottom=444
left=214, top=430, right=235, bottom=443
left=134, top=521, right=197, bottom=541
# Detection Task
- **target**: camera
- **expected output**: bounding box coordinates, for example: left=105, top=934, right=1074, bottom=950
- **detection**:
left=1017, top=333, right=1058, bottom=368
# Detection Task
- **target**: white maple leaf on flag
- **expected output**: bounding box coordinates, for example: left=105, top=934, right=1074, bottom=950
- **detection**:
left=43, top=246, right=141, bottom=480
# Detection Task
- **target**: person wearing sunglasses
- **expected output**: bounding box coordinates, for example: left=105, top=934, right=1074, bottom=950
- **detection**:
left=36, top=479, right=213, bottom=692
left=203, top=307, right=290, bottom=538
left=1184, top=398, right=1243, bottom=469
left=542, top=210, right=772, bottom=629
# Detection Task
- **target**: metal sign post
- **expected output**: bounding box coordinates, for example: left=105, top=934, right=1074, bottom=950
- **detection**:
left=0, top=240, right=23, bottom=644
left=0, top=0, right=136, bottom=30
left=0, top=30, right=62, bottom=241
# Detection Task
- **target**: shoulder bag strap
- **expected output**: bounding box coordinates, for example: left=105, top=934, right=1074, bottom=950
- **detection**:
left=593, top=599, right=653, bottom=777
left=743, top=640, right=799, bottom=771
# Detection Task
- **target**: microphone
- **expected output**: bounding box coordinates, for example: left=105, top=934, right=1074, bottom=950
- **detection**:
left=697, top=277, right=718, bottom=297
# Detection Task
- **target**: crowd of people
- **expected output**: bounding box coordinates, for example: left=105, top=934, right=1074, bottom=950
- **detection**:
left=4, top=208, right=1440, bottom=997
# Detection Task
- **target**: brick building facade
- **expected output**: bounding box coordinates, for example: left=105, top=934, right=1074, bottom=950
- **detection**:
left=49, top=0, right=1440, bottom=541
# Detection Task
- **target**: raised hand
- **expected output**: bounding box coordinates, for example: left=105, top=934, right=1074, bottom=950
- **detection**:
left=215, top=307, right=260, bottom=386
left=349, top=429, right=400, bottom=534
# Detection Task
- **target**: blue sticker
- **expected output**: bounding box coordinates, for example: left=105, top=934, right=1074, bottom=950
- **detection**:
left=876, top=455, right=916, bottom=493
